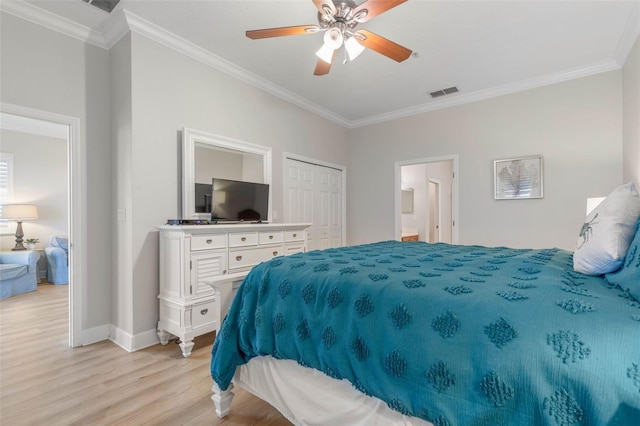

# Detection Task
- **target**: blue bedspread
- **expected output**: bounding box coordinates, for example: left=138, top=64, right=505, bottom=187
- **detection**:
left=211, top=241, right=640, bottom=425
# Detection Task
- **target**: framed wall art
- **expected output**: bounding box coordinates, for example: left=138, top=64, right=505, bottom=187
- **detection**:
left=494, top=155, right=543, bottom=200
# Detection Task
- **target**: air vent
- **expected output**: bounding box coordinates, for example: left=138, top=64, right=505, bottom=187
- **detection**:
left=429, top=86, right=459, bottom=98
left=81, top=0, right=121, bottom=13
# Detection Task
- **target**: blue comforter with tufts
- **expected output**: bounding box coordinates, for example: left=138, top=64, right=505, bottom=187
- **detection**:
left=211, top=241, right=640, bottom=425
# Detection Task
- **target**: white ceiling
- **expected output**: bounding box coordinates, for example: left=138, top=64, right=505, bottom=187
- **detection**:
left=4, top=0, right=639, bottom=127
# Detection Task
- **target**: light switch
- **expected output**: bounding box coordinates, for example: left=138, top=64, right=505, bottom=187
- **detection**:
left=117, top=208, right=126, bottom=222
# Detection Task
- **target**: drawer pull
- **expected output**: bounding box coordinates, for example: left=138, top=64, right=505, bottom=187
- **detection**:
left=200, top=309, right=208, bottom=315
left=223, top=269, right=227, bottom=274
left=206, top=239, right=212, bottom=244
left=273, top=251, right=278, bottom=256
left=269, top=235, right=274, bottom=239
left=292, top=233, right=297, bottom=238
left=241, top=237, right=246, bottom=242
left=236, top=255, right=243, bottom=261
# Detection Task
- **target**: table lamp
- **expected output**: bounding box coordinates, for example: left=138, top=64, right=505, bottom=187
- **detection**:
left=0, top=204, right=39, bottom=251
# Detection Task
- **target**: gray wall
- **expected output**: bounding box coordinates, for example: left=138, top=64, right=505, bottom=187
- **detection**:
left=1, top=13, right=112, bottom=333
left=348, top=71, right=623, bottom=251
left=110, top=32, right=134, bottom=342
left=623, top=35, right=640, bottom=188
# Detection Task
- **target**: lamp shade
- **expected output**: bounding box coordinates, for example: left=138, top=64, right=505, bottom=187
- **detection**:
left=0, top=204, right=39, bottom=221
left=586, top=197, right=605, bottom=216
left=345, top=37, right=365, bottom=61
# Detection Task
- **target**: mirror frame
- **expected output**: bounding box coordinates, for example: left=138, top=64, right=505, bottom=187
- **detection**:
left=182, top=127, right=272, bottom=220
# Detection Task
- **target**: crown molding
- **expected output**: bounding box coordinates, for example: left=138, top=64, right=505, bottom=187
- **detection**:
left=614, top=0, right=640, bottom=66
left=350, top=59, right=621, bottom=128
left=100, top=8, right=130, bottom=49
left=104, top=10, right=352, bottom=127
left=0, top=0, right=107, bottom=48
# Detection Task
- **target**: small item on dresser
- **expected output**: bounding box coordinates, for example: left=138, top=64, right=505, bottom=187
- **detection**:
left=166, top=219, right=211, bottom=225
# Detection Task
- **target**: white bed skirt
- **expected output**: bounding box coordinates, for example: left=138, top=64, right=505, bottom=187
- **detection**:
left=222, top=355, right=433, bottom=426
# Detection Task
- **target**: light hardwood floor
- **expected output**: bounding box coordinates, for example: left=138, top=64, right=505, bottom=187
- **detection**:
left=0, top=282, right=292, bottom=425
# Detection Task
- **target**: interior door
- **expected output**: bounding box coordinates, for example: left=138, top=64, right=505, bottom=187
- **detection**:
left=285, top=158, right=342, bottom=250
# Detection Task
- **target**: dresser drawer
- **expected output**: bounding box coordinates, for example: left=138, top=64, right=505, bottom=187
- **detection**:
left=191, top=234, right=226, bottom=251
left=229, top=246, right=283, bottom=270
left=259, top=231, right=283, bottom=245
left=191, top=300, right=219, bottom=329
left=284, top=230, right=305, bottom=242
left=229, top=232, right=258, bottom=247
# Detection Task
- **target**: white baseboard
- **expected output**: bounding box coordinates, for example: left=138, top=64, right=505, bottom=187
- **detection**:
left=131, top=328, right=161, bottom=351
left=80, top=324, right=160, bottom=352
left=81, top=324, right=110, bottom=346
left=108, top=325, right=160, bottom=352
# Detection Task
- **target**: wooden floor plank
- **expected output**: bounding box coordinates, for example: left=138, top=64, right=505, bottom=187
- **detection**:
left=0, top=282, right=292, bottom=425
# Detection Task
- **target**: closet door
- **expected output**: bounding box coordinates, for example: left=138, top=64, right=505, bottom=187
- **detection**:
left=285, top=158, right=342, bottom=251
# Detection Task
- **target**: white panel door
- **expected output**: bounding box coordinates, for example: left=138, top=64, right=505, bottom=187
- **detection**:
left=329, top=169, right=342, bottom=248
left=285, top=158, right=342, bottom=250
left=285, top=159, right=316, bottom=247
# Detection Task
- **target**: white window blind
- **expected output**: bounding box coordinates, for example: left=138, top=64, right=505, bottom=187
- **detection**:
left=0, top=152, right=14, bottom=232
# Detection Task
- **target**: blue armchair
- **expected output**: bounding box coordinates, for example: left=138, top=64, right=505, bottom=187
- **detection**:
left=0, top=251, right=40, bottom=299
left=45, top=235, right=68, bottom=285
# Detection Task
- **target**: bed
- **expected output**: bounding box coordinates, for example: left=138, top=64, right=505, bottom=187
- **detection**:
left=210, top=186, right=640, bottom=425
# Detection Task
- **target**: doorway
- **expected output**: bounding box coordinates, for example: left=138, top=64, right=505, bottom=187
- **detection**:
left=395, top=155, right=459, bottom=244
left=1, top=102, right=81, bottom=347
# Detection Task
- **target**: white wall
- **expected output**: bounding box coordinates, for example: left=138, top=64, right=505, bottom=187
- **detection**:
left=0, top=129, right=67, bottom=251
left=623, top=35, right=640, bottom=188
left=1, top=12, right=112, bottom=334
left=349, top=71, right=623, bottom=251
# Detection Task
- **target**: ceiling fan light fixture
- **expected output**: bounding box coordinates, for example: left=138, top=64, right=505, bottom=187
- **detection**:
left=345, top=36, right=365, bottom=61
left=323, top=27, right=344, bottom=49
left=316, top=44, right=335, bottom=64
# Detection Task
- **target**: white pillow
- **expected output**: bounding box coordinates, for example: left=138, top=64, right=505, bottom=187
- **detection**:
left=573, top=182, right=640, bottom=275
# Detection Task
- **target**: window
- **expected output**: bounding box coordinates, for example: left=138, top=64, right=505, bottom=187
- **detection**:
left=0, top=152, right=14, bottom=233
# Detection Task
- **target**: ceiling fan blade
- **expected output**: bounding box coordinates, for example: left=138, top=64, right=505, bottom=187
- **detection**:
left=313, top=51, right=337, bottom=76
left=356, top=29, right=412, bottom=62
left=312, top=0, right=337, bottom=16
left=246, top=25, right=319, bottom=40
left=352, top=0, right=407, bottom=23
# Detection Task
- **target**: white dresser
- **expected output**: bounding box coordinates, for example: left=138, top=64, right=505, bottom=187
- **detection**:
left=156, top=222, right=310, bottom=357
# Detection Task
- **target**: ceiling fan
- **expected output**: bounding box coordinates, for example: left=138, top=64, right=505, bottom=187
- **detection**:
left=246, top=0, right=412, bottom=76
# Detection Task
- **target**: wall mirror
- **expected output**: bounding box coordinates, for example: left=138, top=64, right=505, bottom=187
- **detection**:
left=401, top=188, right=414, bottom=214
left=182, top=127, right=272, bottom=219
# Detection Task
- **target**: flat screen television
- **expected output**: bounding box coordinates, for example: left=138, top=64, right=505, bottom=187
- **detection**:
left=210, top=178, right=269, bottom=222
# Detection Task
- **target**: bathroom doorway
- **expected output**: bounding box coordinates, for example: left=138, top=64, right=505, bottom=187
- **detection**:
left=395, top=155, right=458, bottom=244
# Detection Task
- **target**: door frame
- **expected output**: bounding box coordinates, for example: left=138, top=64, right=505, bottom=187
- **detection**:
left=283, top=153, right=347, bottom=247
left=1, top=102, right=83, bottom=347
left=394, top=155, right=459, bottom=244
left=428, top=178, right=442, bottom=243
